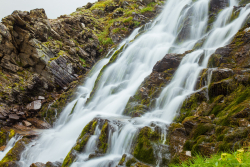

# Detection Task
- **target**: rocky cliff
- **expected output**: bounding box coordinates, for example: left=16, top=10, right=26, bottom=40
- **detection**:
left=0, top=0, right=163, bottom=131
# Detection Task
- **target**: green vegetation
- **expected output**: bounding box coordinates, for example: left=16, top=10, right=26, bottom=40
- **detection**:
left=171, top=148, right=250, bottom=167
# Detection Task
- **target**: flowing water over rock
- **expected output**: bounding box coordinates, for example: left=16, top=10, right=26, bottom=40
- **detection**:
left=11, top=0, right=250, bottom=166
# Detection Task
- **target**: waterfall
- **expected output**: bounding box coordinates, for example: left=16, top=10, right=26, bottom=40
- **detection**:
left=14, top=0, right=250, bottom=166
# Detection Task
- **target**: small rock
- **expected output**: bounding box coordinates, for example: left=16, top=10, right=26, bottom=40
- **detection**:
left=9, top=114, right=20, bottom=120
left=81, top=23, right=85, bottom=28
left=26, top=100, right=42, bottom=111
left=38, top=96, right=45, bottom=100
left=185, top=151, right=192, bottom=157
left=23, top=120, right=32, bottom=127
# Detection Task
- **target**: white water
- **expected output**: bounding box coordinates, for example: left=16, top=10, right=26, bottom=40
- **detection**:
left=15, top=0, right=250, bottom=166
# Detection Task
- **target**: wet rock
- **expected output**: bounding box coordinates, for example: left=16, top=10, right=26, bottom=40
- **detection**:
left=27, top=118, right=51, bottom=129
left=209, top=0, right=229, bottom=13
left=30, top=162, right=46, bottom=167
left=0, top=138, right=31, bottom=163
left=45, top=161, right=62, bottom=167
left=26, top=100, right=42, bottom=111
left=153, top=53, right=183, bottom=72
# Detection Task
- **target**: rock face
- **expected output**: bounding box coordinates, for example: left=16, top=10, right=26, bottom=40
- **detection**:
left=0, top=0, right=163, bottom=128
left=166, top=24, right=250, bottom=165
left=123, top=51, right=190, bottom=117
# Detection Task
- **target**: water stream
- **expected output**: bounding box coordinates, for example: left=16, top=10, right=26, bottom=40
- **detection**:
left=8, top=0, right=250, bottom=166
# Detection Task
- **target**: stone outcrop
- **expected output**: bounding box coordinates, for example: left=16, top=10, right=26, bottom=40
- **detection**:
left=123, top=51, right=191, bottom=117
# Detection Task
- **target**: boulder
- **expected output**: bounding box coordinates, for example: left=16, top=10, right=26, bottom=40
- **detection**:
left=153, top=53, right=183, bottom=72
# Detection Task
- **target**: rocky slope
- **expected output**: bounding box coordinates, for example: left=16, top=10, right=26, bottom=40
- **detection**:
left=0, top=0, right=164, bottom=132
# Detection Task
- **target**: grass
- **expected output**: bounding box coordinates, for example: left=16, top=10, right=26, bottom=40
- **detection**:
left=171, top=148, right=250, bottom=167
left=140, top=6, right=154, bottom=14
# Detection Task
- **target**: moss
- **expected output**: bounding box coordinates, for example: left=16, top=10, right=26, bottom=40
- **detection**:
left=0, top=130, right=7, bottom=147
left=8, top=129, right=15, bottom=139
left=70, top=101, right=78, bottom=115
left=61, top=150, right=75, bottom=167
left=140, top=7, right=154, bottom=14
left=98, top=121, right=109, bottom=153
left=126, top=158, right=136, bottom=167
left=192, top=123, right=214, bottom=139
left=62, top=119, right=98, bottom=167
left=0, top=138, right=30, bottom=163
left=133, top=127, right=160, bottom=165
left=183, top=140, right=194, bottom=151
left=118, top=154, right=127, bottom=165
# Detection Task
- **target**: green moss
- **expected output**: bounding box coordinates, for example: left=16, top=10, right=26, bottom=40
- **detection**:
left=8, top=129, right=15, bottom=139
left=61, top=150, right=75, bottom=167
left=140, top=7, right=153, bottom=14
left=0, top=138, right=30, bottom=163
left=133, top=127, right=160, bottom=165
left=98, top=121, right=109, bottom=153
left=126, top=158, right=136, bottom=167
left=192, top=124, right=214, bottom=139
left=118, top=154, right=127, bottom=165
left=70, top=101, right=78, bottom=115
left=0, top=130, right=7, bottom=147
left=62, top=120, right=98, bottom=167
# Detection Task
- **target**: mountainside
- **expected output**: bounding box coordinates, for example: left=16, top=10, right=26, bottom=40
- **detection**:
left=0, top=0, right=250, bottom=167
left=0, top=0, right=163, bottom=127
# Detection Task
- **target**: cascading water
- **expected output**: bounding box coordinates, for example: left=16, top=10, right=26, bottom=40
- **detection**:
left=10, top=0, right=250, bottom=166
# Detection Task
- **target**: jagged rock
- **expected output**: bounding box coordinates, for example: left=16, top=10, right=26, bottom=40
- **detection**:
left=27, top=118, right=51, bottom=129
left=26, top=100, right=42, bottom=111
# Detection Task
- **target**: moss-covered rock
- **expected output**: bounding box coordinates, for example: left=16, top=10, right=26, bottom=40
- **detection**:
left=132, top=126, right=161, bottom=165
left=62, top=119, right=97, bottom=167
left=0, top=138, right=31, bottom=164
